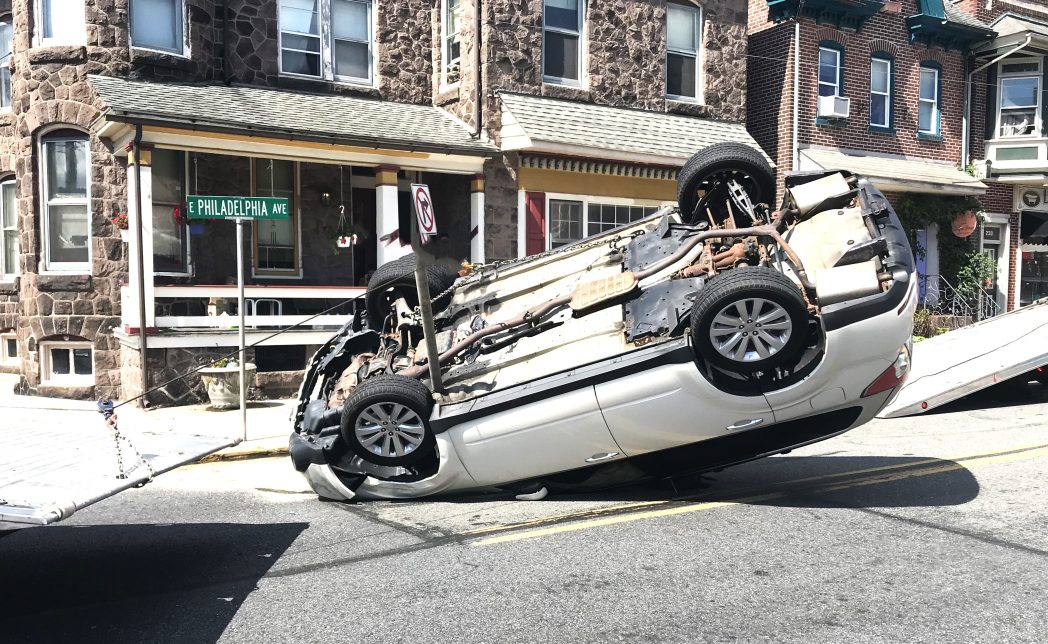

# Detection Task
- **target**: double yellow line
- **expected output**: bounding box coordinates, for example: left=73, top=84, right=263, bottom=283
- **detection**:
left=469, top=443, right=1048, bottom=547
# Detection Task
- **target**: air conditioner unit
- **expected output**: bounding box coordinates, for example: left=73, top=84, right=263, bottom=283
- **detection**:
left=818, top=95, right=850, bottom=119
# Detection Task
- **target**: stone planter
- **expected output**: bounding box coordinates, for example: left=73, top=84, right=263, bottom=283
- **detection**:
left=199, top=363, right=256, bottom=409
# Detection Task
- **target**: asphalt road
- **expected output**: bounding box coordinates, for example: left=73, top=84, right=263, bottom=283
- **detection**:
left=2, top=385, right=1047, bottom=644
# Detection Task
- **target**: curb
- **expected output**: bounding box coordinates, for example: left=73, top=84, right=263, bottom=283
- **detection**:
left=197, top=447, right=290, bottom=464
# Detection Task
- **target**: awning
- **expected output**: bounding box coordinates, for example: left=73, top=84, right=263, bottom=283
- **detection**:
left=799, top=148, right=986, bottom=195
left=498, top=92, right=770, bottom=167
left=89, top=76, right=495, bottom=173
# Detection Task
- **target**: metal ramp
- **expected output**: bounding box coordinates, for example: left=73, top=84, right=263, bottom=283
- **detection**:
left=879, top=299, right=1048, bottom=418
left=1, top=402, right=239, bottom=529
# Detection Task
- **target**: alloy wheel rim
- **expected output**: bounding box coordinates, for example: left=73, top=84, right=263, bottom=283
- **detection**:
left=709, top=297, right=793, bottom=363
left=355, top=402, right=426, bottom=458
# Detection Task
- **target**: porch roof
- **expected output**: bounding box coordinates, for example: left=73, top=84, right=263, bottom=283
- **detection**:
left=498, top=92, right=770, bottom=167
left=88, top=76, right=496, bottom=158
left=799, top=148, right=987, bottom=195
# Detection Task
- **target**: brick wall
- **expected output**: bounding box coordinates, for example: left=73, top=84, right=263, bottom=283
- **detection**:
left=746, top=16, right=794, bottom=202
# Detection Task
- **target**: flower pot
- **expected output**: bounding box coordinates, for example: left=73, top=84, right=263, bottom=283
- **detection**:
left=119, top=229, right=130, bottom=243
left=199, top=363, right=257, bottom=409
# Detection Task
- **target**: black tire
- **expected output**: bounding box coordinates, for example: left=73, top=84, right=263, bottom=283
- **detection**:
left=690, top=267, right=809, bottom=374
left=365, top=253, right=457, bottom=328
left=677, top=143, right=775, bottom=222
left=340, top=374, right=435, bottom=467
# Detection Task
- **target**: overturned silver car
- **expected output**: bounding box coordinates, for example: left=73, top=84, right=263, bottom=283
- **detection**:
left=289, top=143, right=917, bottom=501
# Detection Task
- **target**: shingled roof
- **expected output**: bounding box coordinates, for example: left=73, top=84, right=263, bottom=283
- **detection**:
left=89, top=75, right=495, bottom=157
left=498, top=92, right=769, bottom=166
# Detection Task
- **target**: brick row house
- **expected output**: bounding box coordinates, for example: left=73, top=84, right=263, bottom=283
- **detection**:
left=746, top=0, right=1012, bottom=319
left=0, top=0, right=761, bottom=403
left=960, top=0, right=1048, bottom=310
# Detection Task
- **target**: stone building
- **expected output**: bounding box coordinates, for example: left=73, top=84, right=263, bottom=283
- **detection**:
left=746, top=1, right=1014, bottom=313
left=0, top=0, right=759, bottom=403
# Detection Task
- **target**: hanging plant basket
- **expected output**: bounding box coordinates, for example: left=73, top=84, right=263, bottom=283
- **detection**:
left=952, top=210, right=977, bottom=238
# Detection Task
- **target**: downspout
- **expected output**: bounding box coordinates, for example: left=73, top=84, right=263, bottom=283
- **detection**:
left=792, top=20, right=800, bottom=172
left=222, top=0, right=232, bottom=84
left=132, top=125, right=149, bottom=407
left=473, top=0, right=484, bottom=137
left=963, top=34, right=1032, bottom=169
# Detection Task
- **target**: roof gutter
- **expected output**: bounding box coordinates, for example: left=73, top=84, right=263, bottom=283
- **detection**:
left=100, top=113, right=497, bottom=158
left=963, top=33, right=1032, bottom=169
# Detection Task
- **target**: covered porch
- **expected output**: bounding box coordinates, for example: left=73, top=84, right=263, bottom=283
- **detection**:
left=88, top=76, right=493, bottom=401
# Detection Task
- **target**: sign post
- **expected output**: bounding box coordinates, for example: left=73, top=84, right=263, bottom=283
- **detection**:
left=409, top=184, right=444, bottom=394
left=188, top=195, right=291, bottom=442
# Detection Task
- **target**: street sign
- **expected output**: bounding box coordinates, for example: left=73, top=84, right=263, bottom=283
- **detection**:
left=187, top=195, right=291, bottom=220
left=411, top=184, right=438, bottom=239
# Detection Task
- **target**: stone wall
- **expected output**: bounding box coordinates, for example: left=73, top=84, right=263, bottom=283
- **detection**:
left=481, top=0, right=749, bottom=140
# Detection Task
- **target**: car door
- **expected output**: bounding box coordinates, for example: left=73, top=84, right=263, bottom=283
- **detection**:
left=594, top=362, right=774, bottom=456
left=447, top=386, right=625, bottom=486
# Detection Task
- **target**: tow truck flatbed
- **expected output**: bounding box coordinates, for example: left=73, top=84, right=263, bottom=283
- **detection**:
left=1, top=400, right=238, bottom=529
left=879, top=299, right=1048, bottom=418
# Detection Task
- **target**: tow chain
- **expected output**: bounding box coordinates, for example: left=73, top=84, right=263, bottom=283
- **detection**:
left=97, top=400, right=156, bottom=482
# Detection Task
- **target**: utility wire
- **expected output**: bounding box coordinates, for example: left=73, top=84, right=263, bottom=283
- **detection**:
left=112, top=294, right=364, bottom=410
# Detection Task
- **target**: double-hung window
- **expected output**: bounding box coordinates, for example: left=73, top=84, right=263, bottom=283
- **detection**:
left=997, top=59, right=1041, bottom=138
left=0, top=18, right=11, bottom=108
left=918, top=65, right=940, bottom=136
left=35, top=0, right=86, bottom=46
left=870, top=56, right=891, bottom=129
left=253, top=159, right=299, bottom=276
left=443, top=0, right=463, bottom=85
left=1, top=179, right=17, bottom=281
left=548, top=197, right=659, bottom=249
left=41, top=132, right=90, bottom=272
left=666, top=2, right=701, bottom=101
left=279, top=0, right=373, bottom=84
left=130, top=0, right=185, bottom=54
left=152, top=149, right=190, bottom=275
left=543, top=0, right=583, bottom=85
left=818, top=46, right=842, bottom=98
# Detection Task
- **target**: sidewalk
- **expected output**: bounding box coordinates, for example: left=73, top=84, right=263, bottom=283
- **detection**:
left=0, top=373, right=294, bottom=461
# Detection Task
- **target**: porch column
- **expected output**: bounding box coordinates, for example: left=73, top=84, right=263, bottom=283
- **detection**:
left=375, top=165, right=407, bottom=265
left=470, top=174, right=485, bottom=264
left=125, top=145, right=156, bottom=331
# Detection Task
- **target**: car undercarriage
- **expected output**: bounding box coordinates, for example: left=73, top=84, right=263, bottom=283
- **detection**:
left=289, top=143, right=915, bottom=498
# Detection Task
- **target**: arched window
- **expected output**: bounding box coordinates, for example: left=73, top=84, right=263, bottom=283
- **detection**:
left=40, top=130, right=91, bottom=272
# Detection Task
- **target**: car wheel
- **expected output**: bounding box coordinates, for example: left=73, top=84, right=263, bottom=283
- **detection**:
left=340, top=375, right=436, bottom=467
left=365, top=253, right=457, bottom=329
left=690, top=267, right=809, bottom=374
left=677, top=142, right=775, bottom=224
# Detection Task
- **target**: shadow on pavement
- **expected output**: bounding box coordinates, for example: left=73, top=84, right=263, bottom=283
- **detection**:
left=444, top=455, right=981, bottom=510
left=0, top=521, right=307, bottom=644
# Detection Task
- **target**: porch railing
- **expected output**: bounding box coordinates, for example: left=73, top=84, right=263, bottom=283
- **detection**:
left=918, top=273, right=1000, bottom=324
left=146, top=285, right=365, bottom=330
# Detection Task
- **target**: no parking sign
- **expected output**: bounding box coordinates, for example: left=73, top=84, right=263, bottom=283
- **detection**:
left=411, top=184, right=438, bottom=242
